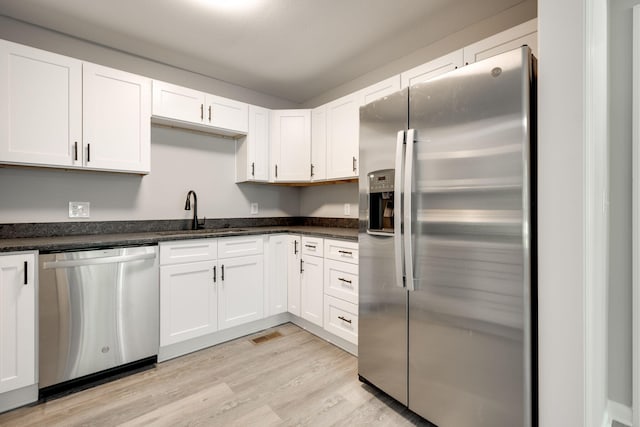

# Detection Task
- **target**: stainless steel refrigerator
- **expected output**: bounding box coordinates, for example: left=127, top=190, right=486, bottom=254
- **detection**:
left=358, top=46, right=536, bottom=427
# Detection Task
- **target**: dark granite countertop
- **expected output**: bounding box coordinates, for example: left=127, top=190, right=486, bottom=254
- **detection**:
left=0, top=225, right=358, bottom=253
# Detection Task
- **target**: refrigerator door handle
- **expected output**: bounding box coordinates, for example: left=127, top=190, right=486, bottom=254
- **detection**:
left=394, top=130, right=406, bottom=289
left=403, top=128, right=415, bottom=291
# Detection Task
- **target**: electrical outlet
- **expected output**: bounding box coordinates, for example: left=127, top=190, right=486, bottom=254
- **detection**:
left=344, top=203, right=350, bottom=216
left=250, top=202, right=259, bottom=215
left=69, top=201, right=90, bottom=218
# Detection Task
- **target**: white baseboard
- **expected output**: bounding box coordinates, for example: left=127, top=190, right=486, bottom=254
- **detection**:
left=601, top=400, right=632, bottom=427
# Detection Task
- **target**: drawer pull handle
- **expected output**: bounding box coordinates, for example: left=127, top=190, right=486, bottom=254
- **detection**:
left=338, top=250, right=353, bottom=255
left=338, top=315, right=352, bottom=324
left=305, top=244, right=316, bottom=249
left=338, top=277, right=352, bottom=284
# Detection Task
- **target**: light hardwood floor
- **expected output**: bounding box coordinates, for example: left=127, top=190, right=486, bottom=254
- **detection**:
left=0, top=323, right=431, bottom=426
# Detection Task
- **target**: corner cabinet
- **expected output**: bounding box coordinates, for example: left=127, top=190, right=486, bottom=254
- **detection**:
left=325, top=93, right=360, bottom=180
left=0, top=40, right=151, bottom=174
left=236, top=105, right=270, bottom=182
left=270, top=109, right=311, bottom=182
left=266, top=235, right=288, bottom=316
left=152, top=80, right=248, bottom=137
left=0, top=252, right=36, bottom=395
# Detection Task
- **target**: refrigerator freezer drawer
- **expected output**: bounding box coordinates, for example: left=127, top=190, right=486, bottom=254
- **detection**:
left=301, top=236, right=324, bottom=256
left=324, top=259, right=359, bottom=304
left=324, top=239, right=358, bottom=264
left=324, top=295, right=358, bottom=344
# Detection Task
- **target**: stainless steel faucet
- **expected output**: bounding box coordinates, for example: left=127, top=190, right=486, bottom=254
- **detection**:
left=184, top=190, right=203, bottom=230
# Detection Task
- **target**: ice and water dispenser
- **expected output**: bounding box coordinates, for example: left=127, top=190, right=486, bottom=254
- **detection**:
left=367, top=169, right=395, bottom=234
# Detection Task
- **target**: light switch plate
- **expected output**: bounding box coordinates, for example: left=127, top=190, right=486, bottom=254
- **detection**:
left=250, top=202, right=259, bottom=215
left=69, top=201, right=90, bottom=218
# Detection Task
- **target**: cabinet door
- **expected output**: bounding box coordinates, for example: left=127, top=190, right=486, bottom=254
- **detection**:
left=287, top=235, right=302, bottom=316
left=271, top=109, right=311, bottom=182
left=205, top=94, right=248, bottom=134
left=311, top=105, right=327, bottom=181
left=249, top=105, right=270, bottom=181
left=361, top=75, right=401, bottom=105
left=160, top=261, right=217, bottom=346
left=401, top=50, right=463, bottom=88
left=152, top=80, right=205, bottom=125
left=0, top=253, right=35, bottom=394
left=301, top=254, right=324, bottom=327
left=83, top=63, right=151, bottom=173
left=325, top=93, right=360, bottom=180
left=218, top=255, right=264, bottom=330
left=266, top=235, right=288, bottom=316
left=463, top=19, right=538, bottom=65
left=0, top=40, right=81, bottom=168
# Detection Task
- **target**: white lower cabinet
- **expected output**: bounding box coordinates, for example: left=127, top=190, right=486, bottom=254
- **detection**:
left=287, top=235, right=302, bottom=316
left=300, top=253, right=323, bottom=327
left=266, top=235, right=288, bottom=316
left=322, top=239, right=359, bottom=345
left=160, top=260, right=217, bottom=346
left=160, top=236, right=264, bottom=348
left=324, top=295, right=358, bottom=345
left=217, top=255, right=263, bottom=330
left=0, top=252, right=36, bottom=395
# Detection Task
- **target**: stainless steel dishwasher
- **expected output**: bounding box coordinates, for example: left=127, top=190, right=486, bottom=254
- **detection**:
left=38, top=245, right=159, bottom=393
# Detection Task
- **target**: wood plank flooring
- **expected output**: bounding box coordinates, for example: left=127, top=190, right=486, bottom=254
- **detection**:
left=0, top=323, right=431, bottom=426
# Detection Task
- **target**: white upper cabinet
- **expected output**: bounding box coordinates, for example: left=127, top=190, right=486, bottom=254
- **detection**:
left=236, top=105, right=270, bottom=182
left=463, top=18, right=538, bottom=65
left=361, top=75, right=401, bottom=106
left=325, top=92, right=360, bottom=180
left=152, top=80, right=205, bottom=126
left=83, top=63, right=151, bottom=174
left=205, top=94, right=249, bottom=134
left=152, top=80, right=248, bottom=137
left=401, top=50, right=464, bottom=88
left=0, top=40, right=150, bottom=174
left=311, top=105, right=327, bottom=181
left=270, top=109, right=311, bottom=182
left=0, top=40, right=82, bottom=168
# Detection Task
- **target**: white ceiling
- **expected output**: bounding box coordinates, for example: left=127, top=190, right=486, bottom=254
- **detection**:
left=0, top=0, right=527, bottom=103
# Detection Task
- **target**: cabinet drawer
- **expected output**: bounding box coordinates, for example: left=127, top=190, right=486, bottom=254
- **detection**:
left=324, top=296, right=358, bottom=345
left=324, top=259, right=358, bottom=304
left=160, top=239, right=217, bottom=265
left=301, top=236, right=324, bottom=256
left=218, top=236, right=264, bottom=259
left=324, top=239, right=358, bottom=264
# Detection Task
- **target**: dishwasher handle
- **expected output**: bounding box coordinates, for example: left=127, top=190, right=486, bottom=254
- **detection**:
left=43, top=252, right=156, bottom=269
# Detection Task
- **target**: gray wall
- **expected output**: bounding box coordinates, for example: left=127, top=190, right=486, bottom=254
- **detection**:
left=302, top=0, right=537, bottom=108
left=608, top=0, right=639, bottom=408
left=538, top=0, right=587, bottom=424
left=0, top=16, right=297, bottom=110
left=0, top=126, right=299, bottom=223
